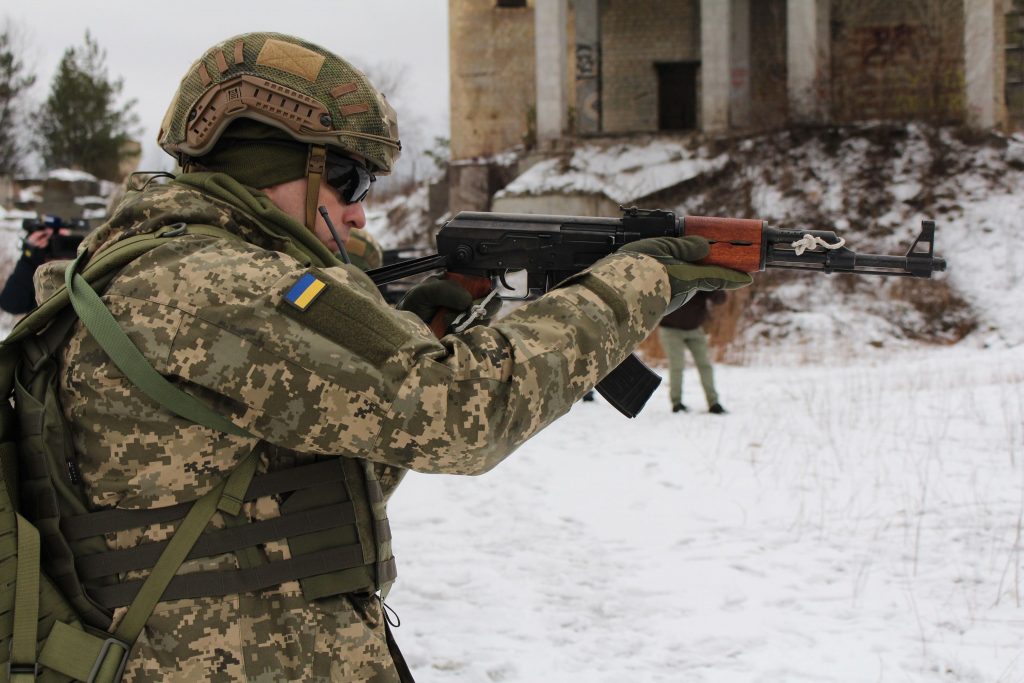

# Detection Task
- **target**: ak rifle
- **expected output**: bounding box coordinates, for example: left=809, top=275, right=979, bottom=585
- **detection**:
left=367, top=207, right=947, bottom=418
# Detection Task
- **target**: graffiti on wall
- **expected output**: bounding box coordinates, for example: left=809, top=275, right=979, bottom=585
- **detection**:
left=576, top=43, right=600, bottom=79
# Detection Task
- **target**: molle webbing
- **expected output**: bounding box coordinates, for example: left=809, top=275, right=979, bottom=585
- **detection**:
left=61, top=459, right=350, bottom=540
left=64, top=458, right=394, bottom=609
left=74, top=503, right=359, bottom=580
left=91, top=545, right=397, bottom=609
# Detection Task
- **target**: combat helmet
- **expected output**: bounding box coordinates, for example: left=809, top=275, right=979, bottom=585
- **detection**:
left=158, top=32, right=401, bottom=228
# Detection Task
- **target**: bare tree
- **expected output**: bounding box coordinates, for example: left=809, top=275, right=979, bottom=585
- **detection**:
left=362, top=60, right=434, bottom=189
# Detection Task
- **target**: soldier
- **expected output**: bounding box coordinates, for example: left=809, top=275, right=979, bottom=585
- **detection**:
left=36, top=33, right=750, bottom=682
left=659, top=290, right=729, bottom=414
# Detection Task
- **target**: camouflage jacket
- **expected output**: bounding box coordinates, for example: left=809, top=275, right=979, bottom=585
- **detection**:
left=36, top=172, right=669, bottom=682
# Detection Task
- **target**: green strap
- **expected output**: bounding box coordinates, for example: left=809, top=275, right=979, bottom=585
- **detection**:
left=9, top=515, right=41, bottom=682
left=63, top=250, right=252, bottom=439
left=112, top=451, right=259, bottom=644
left=32, top=451, right=259, bottom=683
left=4, top=224, right=260, bottom=683
left=1, top=225, right=241, bottom=397
left=38, top=621, right=127, bottom=683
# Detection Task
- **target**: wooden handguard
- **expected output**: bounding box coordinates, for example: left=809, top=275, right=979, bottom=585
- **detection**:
left=429, top=273, right=493, bottom=338
left=681, top=216, right=766, bottom=273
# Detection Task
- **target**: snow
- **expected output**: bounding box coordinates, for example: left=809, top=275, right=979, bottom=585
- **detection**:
left=389, top=344, right=1024, bottom=682
left=17, top=186, right=42, bottom=204
left=74, top=195, right=107, bottom=207
left=0, top=127, right=1021, bottom=681
left=45, top=168, right=98, bottom=183
left=497, top=140, right=729, bottom=205
left=0, top=207, right=36, bottom=232
left=365, top=184, right=434, bottom=249
left=366, top=124, right=1024, bottom=681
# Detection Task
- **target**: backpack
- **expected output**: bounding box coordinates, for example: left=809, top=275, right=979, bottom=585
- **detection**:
left=0, top=225, right=258, bottom=683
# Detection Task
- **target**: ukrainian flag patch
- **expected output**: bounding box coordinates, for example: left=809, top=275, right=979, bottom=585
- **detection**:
left=285, top=272, right=327, bottom=310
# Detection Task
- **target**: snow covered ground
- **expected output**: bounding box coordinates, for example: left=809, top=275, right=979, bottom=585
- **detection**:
left=1, top=127, right=1020, bottom=681
left=389, top=344, right=1024, bottom=683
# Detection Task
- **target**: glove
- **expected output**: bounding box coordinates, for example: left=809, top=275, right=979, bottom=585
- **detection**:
left=620, top=236, right=753, bottom=313
left=399, top=277, right=503, bottom=334
left=398, top=278, right=473, bottom=325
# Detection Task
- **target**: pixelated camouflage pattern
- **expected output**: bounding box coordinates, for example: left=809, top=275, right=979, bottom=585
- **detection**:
left=347, top=228, right=384, bottom=271
left=158, top=33, right=401, bottom=174
left=39, top=172, right=669, bottom=681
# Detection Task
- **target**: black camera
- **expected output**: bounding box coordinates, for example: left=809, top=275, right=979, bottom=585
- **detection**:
left=21, top=215, right=92, bottom=261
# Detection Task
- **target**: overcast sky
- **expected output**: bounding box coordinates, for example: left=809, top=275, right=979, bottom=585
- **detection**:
left=7, top=0, right=450, bottom=174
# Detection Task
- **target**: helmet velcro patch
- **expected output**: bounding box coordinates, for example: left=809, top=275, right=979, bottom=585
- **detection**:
left=256, top=39, right=326, bottom=81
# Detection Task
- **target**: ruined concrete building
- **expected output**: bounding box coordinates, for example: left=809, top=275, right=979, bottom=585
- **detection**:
left=448, top=0, right=1015, bottom=212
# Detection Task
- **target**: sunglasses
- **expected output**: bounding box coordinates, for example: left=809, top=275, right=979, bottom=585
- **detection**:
left=325, top=153, right=375, bottom=203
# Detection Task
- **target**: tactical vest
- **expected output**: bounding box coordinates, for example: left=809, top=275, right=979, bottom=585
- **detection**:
left=1, top=224, right=395, bottom=682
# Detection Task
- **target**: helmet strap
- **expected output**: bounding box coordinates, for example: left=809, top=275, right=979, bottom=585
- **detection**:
left=304, top=144, right=327, bottom=231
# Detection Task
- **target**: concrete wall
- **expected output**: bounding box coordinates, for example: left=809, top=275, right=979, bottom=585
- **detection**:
left=701, top=0, right=731, bottom=132
left=535, top=0, right=569, bottom=142
left=600, top=0, right=701, bottom=133
left=830, top=0, right=966, bottom=124
left=449, top=0, right=537, bottom=159
left=964, top=0, right=1004, bottom=128
left=750, top=0, right=789, bottom=129
left=1009, top=0, right=1024, bottom=130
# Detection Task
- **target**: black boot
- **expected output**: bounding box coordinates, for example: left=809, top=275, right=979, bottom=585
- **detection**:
left=672, top=403, right=688, bottom=413
left=709, top=403, right=726, bottom=414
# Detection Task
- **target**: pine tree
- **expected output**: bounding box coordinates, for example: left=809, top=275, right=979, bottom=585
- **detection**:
left=0, top=22, right=36, bottom=176
left=36, top=31, right=139, bottom=180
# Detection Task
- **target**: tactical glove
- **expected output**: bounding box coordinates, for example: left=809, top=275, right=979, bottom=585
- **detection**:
left=620, top=236, right=753, bottom=313
left=398, top=278, right=474, bottom=325
left=397, top=277, right=502, bottom=332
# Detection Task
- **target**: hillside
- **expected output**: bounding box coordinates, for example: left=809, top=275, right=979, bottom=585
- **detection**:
left=669, top=124, right=1024, bottom=357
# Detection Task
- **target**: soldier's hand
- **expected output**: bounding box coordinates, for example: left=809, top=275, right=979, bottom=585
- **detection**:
left=620, top=236, right=752, bottom=312
left=398, top=277, right=502, bottom=335
left=22, top=228, right=54, bottom=263
left=398, top=278, right=474, bottom=325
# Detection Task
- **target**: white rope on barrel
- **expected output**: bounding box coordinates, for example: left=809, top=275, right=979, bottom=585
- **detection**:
left=791, top=234, right=846, bottom=256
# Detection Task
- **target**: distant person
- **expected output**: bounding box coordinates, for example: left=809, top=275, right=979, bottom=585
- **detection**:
left=659, top=290, right=728, bottom=414
left=0, top=219, right=83, bottom=315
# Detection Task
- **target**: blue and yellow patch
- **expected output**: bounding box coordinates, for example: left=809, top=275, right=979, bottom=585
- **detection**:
left=284, top=273, right=328, bottom=310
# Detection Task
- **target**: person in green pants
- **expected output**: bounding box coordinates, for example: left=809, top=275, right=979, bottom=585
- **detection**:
left=658, top=290, right=728, bottom=414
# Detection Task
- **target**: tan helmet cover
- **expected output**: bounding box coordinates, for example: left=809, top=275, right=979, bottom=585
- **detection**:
left=346, top=228, right=384, bottom=271
left=158, top=32, right=401, bottom=174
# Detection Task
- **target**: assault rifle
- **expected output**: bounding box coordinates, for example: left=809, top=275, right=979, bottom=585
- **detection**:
left=366, top=207, right=947, bottom=418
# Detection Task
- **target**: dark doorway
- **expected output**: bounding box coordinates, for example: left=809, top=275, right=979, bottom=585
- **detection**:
left=656, top=62, right=699, bottom=130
